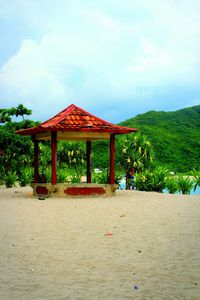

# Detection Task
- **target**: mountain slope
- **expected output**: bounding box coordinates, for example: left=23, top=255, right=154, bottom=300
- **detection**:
left=119, top=105, right=200, bottom=172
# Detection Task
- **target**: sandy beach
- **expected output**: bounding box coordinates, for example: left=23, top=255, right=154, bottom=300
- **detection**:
left=0, top=186, right=200, bottom=300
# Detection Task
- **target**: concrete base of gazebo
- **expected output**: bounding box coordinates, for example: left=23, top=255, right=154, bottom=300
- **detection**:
left=32, top=183, right=118, bottom=198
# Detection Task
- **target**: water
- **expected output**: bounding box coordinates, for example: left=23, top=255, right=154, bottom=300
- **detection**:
left=163, top=186, right=200, bottom=195
left=119, top=178, right=200, bottom=195
left=119, top=178, right=126, bottom=190
left=192, top=186, right=200, bottom=195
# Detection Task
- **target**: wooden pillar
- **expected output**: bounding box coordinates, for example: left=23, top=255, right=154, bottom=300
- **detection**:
left=109, top=134, right=115, bottom=185
left=33, top=137, right=39, bottom=183
left=86, top=141, right=91, bottom=183
left=51, top=131, right=57, bottom=185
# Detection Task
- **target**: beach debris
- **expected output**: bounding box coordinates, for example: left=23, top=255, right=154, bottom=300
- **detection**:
left=120, top=214, right=126, bottom=217
left=137, top=250, right=141, bottom=253
left=38, top=196, right=45, bottom=200
left=194, top=283, right=198, bottom=285
left=132, top=285, right=139, bottom=291
left=104, top=232, right=113, bottom=236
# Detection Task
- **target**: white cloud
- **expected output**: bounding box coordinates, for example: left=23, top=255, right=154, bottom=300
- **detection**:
left=0, top=0, right=200, bottom=122
left=0, top=39, right=68, bottom=96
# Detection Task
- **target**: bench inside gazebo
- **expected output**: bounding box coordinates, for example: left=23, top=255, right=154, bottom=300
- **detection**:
left=16, top=104, right=137, bottom=197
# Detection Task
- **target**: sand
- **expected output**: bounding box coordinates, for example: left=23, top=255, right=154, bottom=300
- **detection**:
left=0, top=186, right=200, bottom=300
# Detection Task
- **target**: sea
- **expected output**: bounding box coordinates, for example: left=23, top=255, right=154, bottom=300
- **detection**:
left=119, top=178, right=200, bottom=195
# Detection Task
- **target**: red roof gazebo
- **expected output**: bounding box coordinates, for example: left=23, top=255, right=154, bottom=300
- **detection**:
left=16, top=104, right=137, bottom=197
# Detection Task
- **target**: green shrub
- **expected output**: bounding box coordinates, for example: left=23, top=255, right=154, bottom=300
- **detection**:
left=62, top=168, right=81, bottom=183
left=177, top=176, right=194, bottom=194
left=135, top=167, right=169, bottom=192
left=70, top=171, right=81, bottom=183
left=40, top=167, right=82, bottom=184
left=135, top=170, right=153, bottom=191
left=19, top=168, right=33, bottom=186
left=57, top=169, right=68, bottom=183
left=42, top=167, right=51, bottom=183
left=4, top=171, right=18, bottom=188
left=114, top=174, right=123, bottom=185
left=151, top=167, right=169, bottom=192
left=0, top=166, right=5, bottom=185
left=165, top=177, right=179, bottom=194
left=192, top=169, right=200, bottom=191
left=92, top=169, right=108, bottom=184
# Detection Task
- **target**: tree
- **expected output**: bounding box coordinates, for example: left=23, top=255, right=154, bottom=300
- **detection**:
left=0, top=104, right=32, bottom=123
left=0, top=121, right=34, bottom=174
left=0, top=108, right=12, bottom=123
left=15, top=104, right=32, bottom=120
left=57, top=141, right=86, bottom=170
left=117, top=133, right=154, bottom=173
left=0, top=105, right=36, bottom=182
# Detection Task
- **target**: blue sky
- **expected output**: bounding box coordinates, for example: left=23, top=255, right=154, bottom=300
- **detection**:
left=0, top=0, right=200, bottom=123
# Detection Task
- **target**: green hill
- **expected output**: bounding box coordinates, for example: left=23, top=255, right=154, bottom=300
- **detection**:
left=119, top=105, right=200, bottom=172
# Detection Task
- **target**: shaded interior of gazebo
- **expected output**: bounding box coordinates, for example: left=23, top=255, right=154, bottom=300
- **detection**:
left=16, top=104, right=137, bottom=197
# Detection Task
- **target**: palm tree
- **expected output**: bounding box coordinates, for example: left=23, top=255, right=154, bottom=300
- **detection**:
left=118, top=133, right=154, bottom=173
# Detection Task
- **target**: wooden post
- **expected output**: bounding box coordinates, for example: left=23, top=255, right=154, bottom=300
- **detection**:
left=33, top=137, right=39, bottom=183
left=51, top=131, right=57, bottom=185
left=86, top=141, right=91, bottom=183
left=109, top=134, right=115, bottom=185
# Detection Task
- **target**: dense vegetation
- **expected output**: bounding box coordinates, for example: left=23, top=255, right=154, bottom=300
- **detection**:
left=119, top=105, right=200, bottom=172
left=0, top=105, right=38, bottom=185
left=0, top=104, right=200, bottom=193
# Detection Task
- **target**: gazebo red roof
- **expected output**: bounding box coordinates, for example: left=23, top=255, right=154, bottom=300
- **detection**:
left=16, top=104, right=137, bottom=137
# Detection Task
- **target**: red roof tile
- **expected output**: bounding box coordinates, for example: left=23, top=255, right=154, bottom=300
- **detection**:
left=16, top=104, right=137, bottom=136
